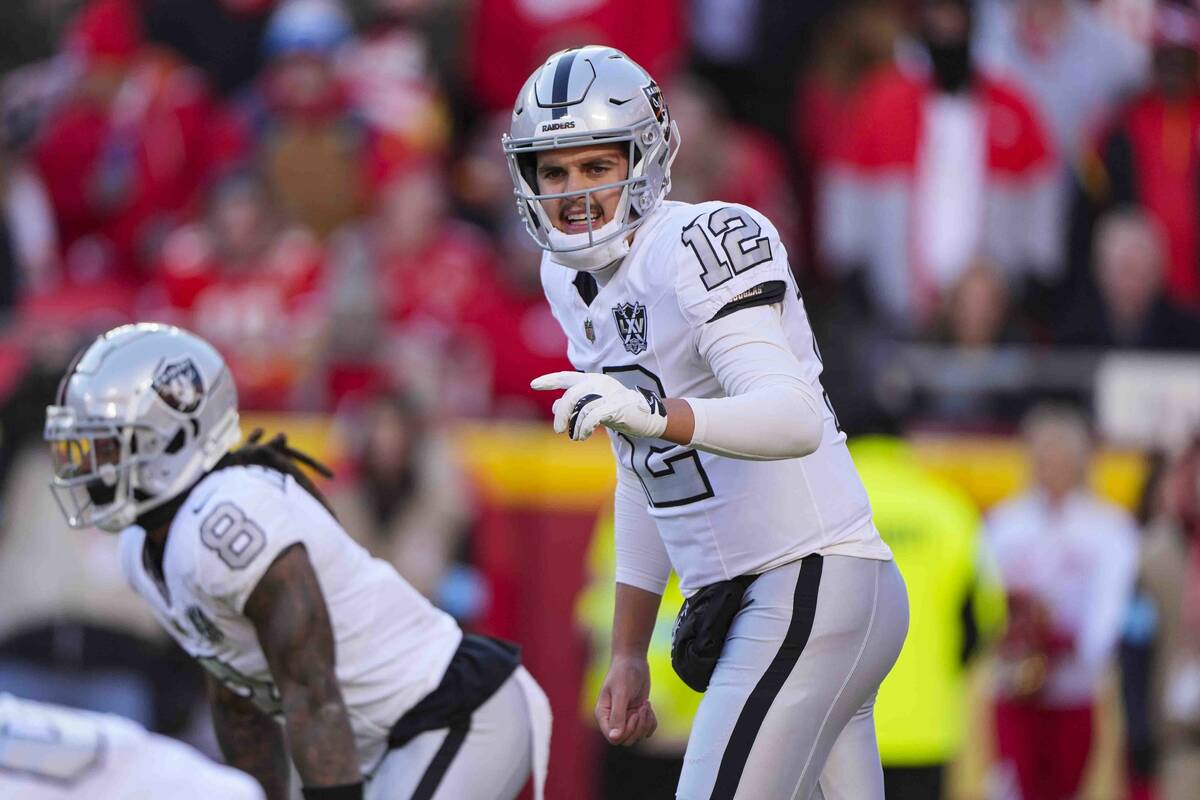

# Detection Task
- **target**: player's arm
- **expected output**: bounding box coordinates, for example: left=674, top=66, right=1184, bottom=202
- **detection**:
left=531, top=302, right=824, bottom=458
left=245, top=543, right=363, bottom=800
left=682, top=300, right=826, bottom=459
left=207, top=674, right=288, bottom=800
left=597, top=467, right=667, bottom=746
left=532, top=207, right=826, bottom=459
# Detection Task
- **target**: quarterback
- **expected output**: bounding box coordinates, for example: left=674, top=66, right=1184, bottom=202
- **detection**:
left=43, top=324, right=549, bottom=800
left=0, top=693, right=264, bottom=799
left=505, top=47, right=908, bottom=799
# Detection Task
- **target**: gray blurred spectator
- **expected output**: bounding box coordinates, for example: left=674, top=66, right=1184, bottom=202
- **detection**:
left=911, top=259, right=1029, bottom=424
left=938, top=257, right=1021, bottom=349
left=820, top=0, right=1059, bottom=331
left=328, top=391, right=483, bottom=621
left=984, top=405, right=1139, bottom=800
left=1138, top=437, right=1200, bottom=800
left=1058, top=208, right=1200, bottom=350
left=0, top=137, right=60, bottom=309
left=976, top=0, right=1146, bottom=165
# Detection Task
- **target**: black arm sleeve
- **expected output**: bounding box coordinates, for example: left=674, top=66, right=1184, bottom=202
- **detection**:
left=707, top=280, right=789, bottom=323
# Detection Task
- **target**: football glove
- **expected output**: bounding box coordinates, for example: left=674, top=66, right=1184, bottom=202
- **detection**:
left=530, top=371, right=668, bottom=441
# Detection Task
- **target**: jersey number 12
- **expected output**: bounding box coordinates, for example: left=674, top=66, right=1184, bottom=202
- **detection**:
left=604, top=365, right=714, bottom=508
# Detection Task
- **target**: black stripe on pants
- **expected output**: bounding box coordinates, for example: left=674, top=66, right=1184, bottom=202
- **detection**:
left=410, top=717, right=471, bottom=800
left=710, top=554, right=824, bottom=799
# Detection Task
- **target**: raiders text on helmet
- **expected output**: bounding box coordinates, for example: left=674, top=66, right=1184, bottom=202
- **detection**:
left=502, top=45, right=681, bottom=271
left=44, top=323, right=242, bottom=532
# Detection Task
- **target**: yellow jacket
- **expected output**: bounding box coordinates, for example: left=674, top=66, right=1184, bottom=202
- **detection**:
left=849, top=436, right=1006, bottom=765
left=576, top=513, right=702, bottom=749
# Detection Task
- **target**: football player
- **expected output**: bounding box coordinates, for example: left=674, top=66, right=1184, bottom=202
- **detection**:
left=0, top=693, right=265, bottom=799
left=43, top=324, right=550, bottom=800
left=505, top=46, right=908, bottom=799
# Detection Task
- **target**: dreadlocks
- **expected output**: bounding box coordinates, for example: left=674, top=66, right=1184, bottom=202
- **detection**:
left=214, top=429, right=336, bottom=516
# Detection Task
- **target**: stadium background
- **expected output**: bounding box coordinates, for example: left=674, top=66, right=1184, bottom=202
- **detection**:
left=0, top=0, right=1197, bottom=798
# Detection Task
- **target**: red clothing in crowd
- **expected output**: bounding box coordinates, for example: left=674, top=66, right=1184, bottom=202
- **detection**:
left=376, top=221, right=568, bottom=417
left=465, top=0, right=684, bottom=112
left=994, top=702, right=1094, bottom=800
left=151, top=224, right=325, bottom=409
left=34, top=0, right=239, bottom=284
left=1089, top=91, right=1200, bottom=309
left=821, top=64, right=1057, bottom=326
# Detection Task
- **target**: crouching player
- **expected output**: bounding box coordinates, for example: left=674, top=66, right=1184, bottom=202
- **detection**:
left=44, top=323, right=550, bottom=800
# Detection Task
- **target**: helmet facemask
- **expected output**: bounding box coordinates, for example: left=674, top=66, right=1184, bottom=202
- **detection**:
left=45, top=408, right=177, bottom=532
left=503, top=116, right=680, bottom=272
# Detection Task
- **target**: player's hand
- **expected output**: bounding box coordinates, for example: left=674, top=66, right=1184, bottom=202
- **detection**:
left=596, top=655, right=658, bottom=746
left=530, top=371, right=668, bottom=441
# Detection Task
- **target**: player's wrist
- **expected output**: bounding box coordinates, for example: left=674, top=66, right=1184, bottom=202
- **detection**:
left=660, top=397, right=694, bottom=445
left=302, top=782, right=364, bottom=800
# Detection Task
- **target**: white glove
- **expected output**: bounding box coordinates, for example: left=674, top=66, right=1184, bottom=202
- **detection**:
left=530, top=371, right=668, bottom=441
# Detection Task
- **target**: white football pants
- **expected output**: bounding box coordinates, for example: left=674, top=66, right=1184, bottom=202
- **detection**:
left=365, top=666, right=550, bottom=800
left=676, top=554, right=908, bottom=800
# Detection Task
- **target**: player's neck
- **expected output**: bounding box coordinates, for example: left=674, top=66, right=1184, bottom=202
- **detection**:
left=145, top=520, right=172, bottom=547
left=592, top=258, right=621, bottom=287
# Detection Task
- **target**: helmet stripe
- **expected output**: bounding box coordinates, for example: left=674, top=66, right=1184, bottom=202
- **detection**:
left=551, top=50, right=578, bottom=119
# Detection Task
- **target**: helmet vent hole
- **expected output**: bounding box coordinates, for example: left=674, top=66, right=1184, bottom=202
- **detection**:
left=165, top=429, right=186, bottom=454
left=190, top=419, right=200, bottom=437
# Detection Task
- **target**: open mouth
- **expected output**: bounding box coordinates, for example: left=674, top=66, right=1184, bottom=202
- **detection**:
left=560, top=204, right=603, bottom=234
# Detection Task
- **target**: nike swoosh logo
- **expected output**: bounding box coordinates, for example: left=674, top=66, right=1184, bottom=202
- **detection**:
left=609, top=97, right=633, bottom=105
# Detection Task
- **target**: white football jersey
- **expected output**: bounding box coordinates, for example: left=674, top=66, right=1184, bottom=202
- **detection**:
left=541, top=200, right=892, bottom=594
left=118, top=465, right=462, bottom=772
left=0, top=693, right=263, bottom=799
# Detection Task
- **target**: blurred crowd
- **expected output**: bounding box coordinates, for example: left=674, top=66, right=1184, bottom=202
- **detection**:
left=0, top=0, right=1195, bottom=426
left=2, top=0, right=1200, bottom=798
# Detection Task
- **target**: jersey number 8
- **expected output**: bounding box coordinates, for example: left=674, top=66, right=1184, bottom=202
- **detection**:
left=200, top=502, right=267, bottom=570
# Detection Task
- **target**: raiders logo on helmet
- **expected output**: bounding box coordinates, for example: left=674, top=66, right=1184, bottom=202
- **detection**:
left=152, top=358, right=205, bottom=414
left=642, top=81, right=668, bottom=125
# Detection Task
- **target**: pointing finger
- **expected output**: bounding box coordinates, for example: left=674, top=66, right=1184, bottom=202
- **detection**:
left=530, top=371, right=586, bottom=391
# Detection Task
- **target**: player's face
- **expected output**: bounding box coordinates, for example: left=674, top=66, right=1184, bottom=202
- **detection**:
left=534, top=144, right=629, bottom=235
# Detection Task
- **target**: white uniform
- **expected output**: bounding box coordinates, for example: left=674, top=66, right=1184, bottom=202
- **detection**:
left=985, top=489, right=1139, bottom=705
left=118, top=465, right=464, bottom=774
left=0, top=693, right=263, bottom=800
left=541, top=200, right=892, bottom=595
left=542, top=200, right=907, bottom=799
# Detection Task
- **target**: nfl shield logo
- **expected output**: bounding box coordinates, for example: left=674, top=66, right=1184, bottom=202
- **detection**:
left=152, top=358, right=205, bottom=413
left=584, top=318, right=595, bottom=342
left=612, top=302, right=649, bottom=355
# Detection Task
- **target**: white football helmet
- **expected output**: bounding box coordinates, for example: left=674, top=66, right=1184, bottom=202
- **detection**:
left=502, top=45, right=681, bottom=272
left=44, top=323, right=242, bottom=532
